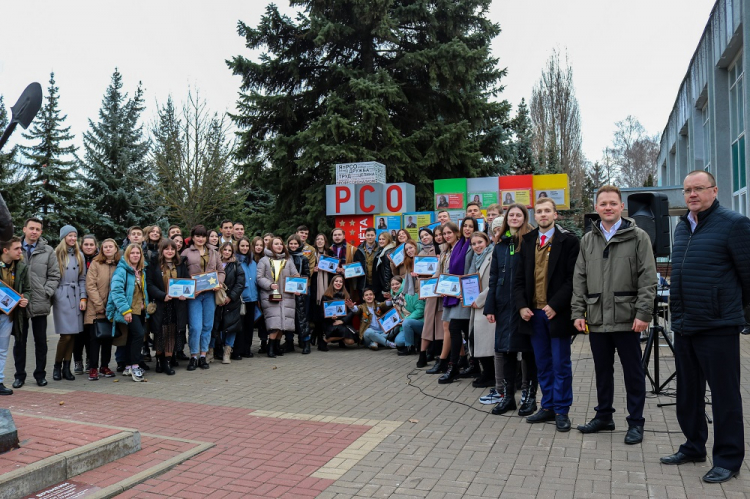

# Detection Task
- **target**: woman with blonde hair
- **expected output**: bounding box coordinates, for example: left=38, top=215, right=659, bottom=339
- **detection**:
left=52, top=225, right=87, bottom=381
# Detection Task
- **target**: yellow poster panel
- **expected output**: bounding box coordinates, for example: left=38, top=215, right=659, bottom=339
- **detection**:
left=404, top=213, right=433, bottom=241
left=533, top=174, right=570, bottom=210
left=501, top=190, right=531, bottom=207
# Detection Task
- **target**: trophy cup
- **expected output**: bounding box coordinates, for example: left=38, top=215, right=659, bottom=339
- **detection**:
left=270, top=259, right=286, bottom=301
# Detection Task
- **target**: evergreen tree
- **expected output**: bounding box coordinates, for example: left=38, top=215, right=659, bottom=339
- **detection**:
left=582, top=161, right=606, bottom=214
left=0, top=95, right=31, bottom=227
left=79, top=69, right=151, bottom=240
left=228, top=0, right=513, bottom=232
left=18, top=73, right=80, bottom=242
left=510, top=99, right=536, bottom=175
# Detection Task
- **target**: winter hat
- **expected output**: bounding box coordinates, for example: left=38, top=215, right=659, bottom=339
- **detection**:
left=491, top=217, right=504, bottom=232
left=59, top=225, right=77, bottom=240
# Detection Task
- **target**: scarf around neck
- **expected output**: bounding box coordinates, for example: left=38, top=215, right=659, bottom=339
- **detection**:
left=444, top=237, right=470, bottom=307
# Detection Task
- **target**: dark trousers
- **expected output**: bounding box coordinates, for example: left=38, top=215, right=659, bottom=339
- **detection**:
left=73, top=326, right=91, bottom=364
left=449, top=319, right=470, bottom=365
left=235, top=302, right=256, bottom=355
left=14, top=315, right=48, bottom=381
left=588, top=332, right=645, bottom=426
left=529, top=311, right=572, bottom=414
left=503, top=351, right=537, bottom=395
left=675, top=329, right=744, bottom=471
left=89, top=333, right=113, bottom=369
left=124, top=315, right=145, bottom=366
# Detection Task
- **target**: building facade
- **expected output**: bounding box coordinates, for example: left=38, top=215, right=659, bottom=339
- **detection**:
left=658, top=0, right=750, bottom=216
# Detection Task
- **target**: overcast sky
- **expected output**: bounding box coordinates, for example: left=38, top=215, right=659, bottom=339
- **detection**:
left=0, top=0, right=716, bottom=166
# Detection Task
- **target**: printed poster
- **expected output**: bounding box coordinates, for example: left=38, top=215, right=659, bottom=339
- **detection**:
left=403, top=212, right=433, bottom=240
left=435, top=193, right=464, bottom=210
left=374, top=214, right=401, bottom=240
left=467, top=192, right=498, bottom=209
left=501, top=189, right=532, bottom=207
left=535, top=189, right=565, bottom=206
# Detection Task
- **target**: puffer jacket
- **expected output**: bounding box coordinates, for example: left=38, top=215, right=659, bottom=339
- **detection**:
left=571, top=217, right=657, bottom=333
left=84, top=258, right=118, bottom=325
left=145, top=256, right=189, bottom=333
left=106, top=257, right=150, bottom=324
left=216, top=258, right=246, bottom=334
left=257, top=250, right=298, bottom=331
left=8, top=259, right=31, bottom=338
left=670, top=200, right=750, bottom=334
left=237, top=254, right=258, bottom=303
left=24, top=237, right=61, bottom=317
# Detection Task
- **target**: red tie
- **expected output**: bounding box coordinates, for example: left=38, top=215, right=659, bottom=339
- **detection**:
left=540, top=235, right=547, bottom=247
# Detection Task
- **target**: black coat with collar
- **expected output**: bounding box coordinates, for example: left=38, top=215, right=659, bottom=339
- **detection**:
left=513, top=225, right=580, bottom=338
left=146, top=256, right=190, bottom=333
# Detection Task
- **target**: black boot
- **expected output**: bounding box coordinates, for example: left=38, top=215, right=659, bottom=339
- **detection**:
left=275, top=339, right=284, bottom=356
left=258, top=340, right=268, bottom=354
left=53, top=363, right=62, bottom=381
left=141, top=345, right=152, bottom=362
left=284, top=341, right=295, bottom=353
left=162, top=355, right=175, bottom=375
left=518, top=380, right=538, bottom=416
left=492, top=384, right=517, bottom=415
left=416, top=351, right=428, bottom=368
left=267, top=340, right=276, bottom=358
left=459, top=357, right=481, bottom=378
left=62, top=361, right=75, bottom=381
left=176, top=350, right=189, bottom=361
left=318, top=339, right=329, bottom=351
left=426, top=358, right=448, bottom=374
left=170, top=355, right=179, bottom=367
left=438, top=362, right=459, bottom=384
left=457, top=355, right=469, bottom=370
left=302, top=340, right=311, bottom=354
left=187, top=357, right=197, bottom=371
left=155, top=354, right=164, bottom=373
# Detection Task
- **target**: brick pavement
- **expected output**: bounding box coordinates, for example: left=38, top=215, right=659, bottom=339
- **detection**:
left=2, top=332, right=750, bottom=498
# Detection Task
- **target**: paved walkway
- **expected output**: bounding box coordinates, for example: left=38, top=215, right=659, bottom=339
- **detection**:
left=2, top=331, right=750, bottom=498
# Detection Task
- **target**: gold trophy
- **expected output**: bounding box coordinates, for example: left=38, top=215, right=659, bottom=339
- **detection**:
left=270, top=259, right=286, bottom=302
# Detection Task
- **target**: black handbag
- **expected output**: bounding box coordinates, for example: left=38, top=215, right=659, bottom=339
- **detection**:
left=94, top=318, right=120, bottom=339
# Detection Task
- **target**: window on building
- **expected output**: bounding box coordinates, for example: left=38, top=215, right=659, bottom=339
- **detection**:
left=729, top=53, right=747, bottom=215
left=702, top=102, right=710, bottom=172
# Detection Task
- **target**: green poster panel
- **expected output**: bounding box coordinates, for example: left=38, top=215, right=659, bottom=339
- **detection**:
left=434, top=178, right=467, bottom=210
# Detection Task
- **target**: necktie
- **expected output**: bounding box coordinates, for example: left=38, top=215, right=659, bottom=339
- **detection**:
left=26, top=245, right=32, bottom=261
left=540, top=235, right=547, bottom=247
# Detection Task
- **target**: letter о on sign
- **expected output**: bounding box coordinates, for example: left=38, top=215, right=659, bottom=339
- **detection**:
left=382, top=183, right=415, bottom=213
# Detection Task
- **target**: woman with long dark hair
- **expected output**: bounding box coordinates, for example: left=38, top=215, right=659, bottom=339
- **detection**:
left=310, top=233, right=331, bottom=347
left=74, top=234, right=98, bottom=375
left=251, top=236, right=269, bottom=353
left=287, top=235, right=311, bottom=354
left=214, top=241, right=246, bottom=364
left=319, top=274, right=355, bottom=350
left=235, top=236, right=258, bottom=358
left=257, top=236, right=299, bottom=358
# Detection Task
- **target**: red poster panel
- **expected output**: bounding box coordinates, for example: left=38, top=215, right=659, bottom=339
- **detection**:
left=335, top=215, right=372, bottom=247
left=435, top=193, right=464, bottom=209
left=498, top=175, right=534, bottom=208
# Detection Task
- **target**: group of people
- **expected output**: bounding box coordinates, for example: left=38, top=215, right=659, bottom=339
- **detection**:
left=0, top=170, right=745, bottom=484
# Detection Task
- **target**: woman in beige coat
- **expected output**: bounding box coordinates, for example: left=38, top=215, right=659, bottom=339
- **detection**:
left=467, top=231, right=495, bottom=388
left=84, top=239, right=120, bottom=380
left=257, top=237, right=299, bottom=358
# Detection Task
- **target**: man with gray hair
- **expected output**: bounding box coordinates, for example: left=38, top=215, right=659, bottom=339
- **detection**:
left=660, top=170, right=749, bottom=483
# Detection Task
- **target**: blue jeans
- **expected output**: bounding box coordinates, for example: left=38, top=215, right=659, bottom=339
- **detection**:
left=0, top=315, right=12, bottom=384
left=188, top=293, right=216, bottom=355
left=224, top=331, right=236, bottom=348
left=530, top=311, right=572, bottom=415
left=395, top=319, right=423, bottom=348
left=363, top=328, right=388, bottom=346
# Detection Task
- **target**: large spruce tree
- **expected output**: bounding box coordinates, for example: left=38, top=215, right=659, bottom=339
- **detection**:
left=79, top=69, right=151, bottom=240
left=18, top=73, right=80, bottom=242
left=228, top=0, right=513, bottom=232
left=0, top=95, right=31, bottom=227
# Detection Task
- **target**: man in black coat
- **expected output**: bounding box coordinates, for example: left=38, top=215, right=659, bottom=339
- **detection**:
left=513, top=198, right=580, bottom=432
left=660, top=170, right=750, bottom=483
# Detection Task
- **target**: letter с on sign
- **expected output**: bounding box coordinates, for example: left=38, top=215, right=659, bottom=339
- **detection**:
left=326, top=183, right=415, bottom=215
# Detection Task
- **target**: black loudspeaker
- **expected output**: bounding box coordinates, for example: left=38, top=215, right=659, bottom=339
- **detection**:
left=584, top=213, right=600, bottom=234
left=627, top=192, right=670, bottom=257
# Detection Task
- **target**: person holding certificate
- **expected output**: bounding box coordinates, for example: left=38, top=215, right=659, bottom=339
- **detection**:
left=319, top=275, right=356, bottom=350
left=182, top=225, right=226, bottom=371
left=349, top=285, right=394, bottom=350
left=287, top=235, right=311, bottom=354
left=391, top=240, right=419, bottom=289
left=392, top=277, right=424, bottom=355
left=310, top=234, right=332, bottom=348
left=330, top=228, right=366, bottom=301
left=465, top=232, right=496, bottom=389
left=0, top=237, right=30, bottom=395
left=213, top=242, right=246, bottom=364
left=257, top=237, right=299, bottom=358
left=146, top=239, right=189, bottom=375
left=84, top=239, right=120, bottom=380
left=434, top=217, right=476, bottom=385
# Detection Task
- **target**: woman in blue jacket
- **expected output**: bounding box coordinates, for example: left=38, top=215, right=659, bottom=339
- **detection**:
left=107, top=244, right=149, bottom=382
left=236, top=237, right=258, bottom=358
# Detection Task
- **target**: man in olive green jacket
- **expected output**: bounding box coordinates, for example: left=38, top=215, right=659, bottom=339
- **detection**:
left=571, top=186, right=657, bottom=445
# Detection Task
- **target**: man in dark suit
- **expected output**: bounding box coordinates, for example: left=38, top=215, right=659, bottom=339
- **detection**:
left=513, top=197, right=580, bottom=432
left=661, top=170, right=749, bottom=483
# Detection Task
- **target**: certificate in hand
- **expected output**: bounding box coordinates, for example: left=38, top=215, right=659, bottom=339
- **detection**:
left=379, top=308, right=402, bottom=333
left=192, top=271, right=220, bottom=294
left=324, top=300, right=346, bottom=318
left=460, top=274, right=481, bottom=307
left=0, top=279, right=22, bottom=315
left=318, top=255, right=339, bottom=273
left=168, top=278, right=196, bottom=299
left=420, top=221, right=441, bottom=233
left=418, top=278, right=439, bottom=299
left=388, top=244, right=406, bottom=267
left=284, top=277, right=309, bottom=295
left=436, top=274, right=461, bottom=297
left=413, top=256, right=438, bottom=275
left=343, top=262, right=365, bottom=279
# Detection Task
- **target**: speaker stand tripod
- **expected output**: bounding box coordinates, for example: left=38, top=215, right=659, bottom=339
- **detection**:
left=641, top=298, right=676, bottom=407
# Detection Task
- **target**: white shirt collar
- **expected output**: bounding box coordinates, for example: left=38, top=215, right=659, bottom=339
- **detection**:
left=539, top=226, right=555, bottom=241
left=600, top=218, right=622, bottom=241
left=687, top=212, right=698, bottom=232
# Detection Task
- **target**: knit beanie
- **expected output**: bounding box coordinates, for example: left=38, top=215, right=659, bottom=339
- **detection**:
left=59, top=225, right=77, bottom=240
left=491, top=217, right=504, bottom=232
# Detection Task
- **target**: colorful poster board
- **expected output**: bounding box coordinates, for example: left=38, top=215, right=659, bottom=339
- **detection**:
left=501, top=189, right=531, bottom=207
left=374, top=214, right=401, bottom=240
left=467, top=192, right=498, bottom=209
left=403, top=212, right=433, bottom=240
left=334, top=215, right=372, bottom=247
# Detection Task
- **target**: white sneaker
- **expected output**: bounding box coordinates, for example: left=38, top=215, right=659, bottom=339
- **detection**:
left=369, top=342, right=378, bottom=351
left=386, top=341, right=397, bottom=349
left=131, top=367, right=144, bottom=382
left=479, top=388, right=502, bottom=405
left=122, top=367, right=131, bottom=376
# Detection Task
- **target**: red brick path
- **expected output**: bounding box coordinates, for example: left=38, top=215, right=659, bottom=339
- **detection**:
left=6, top=391, right=371, bottom=498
